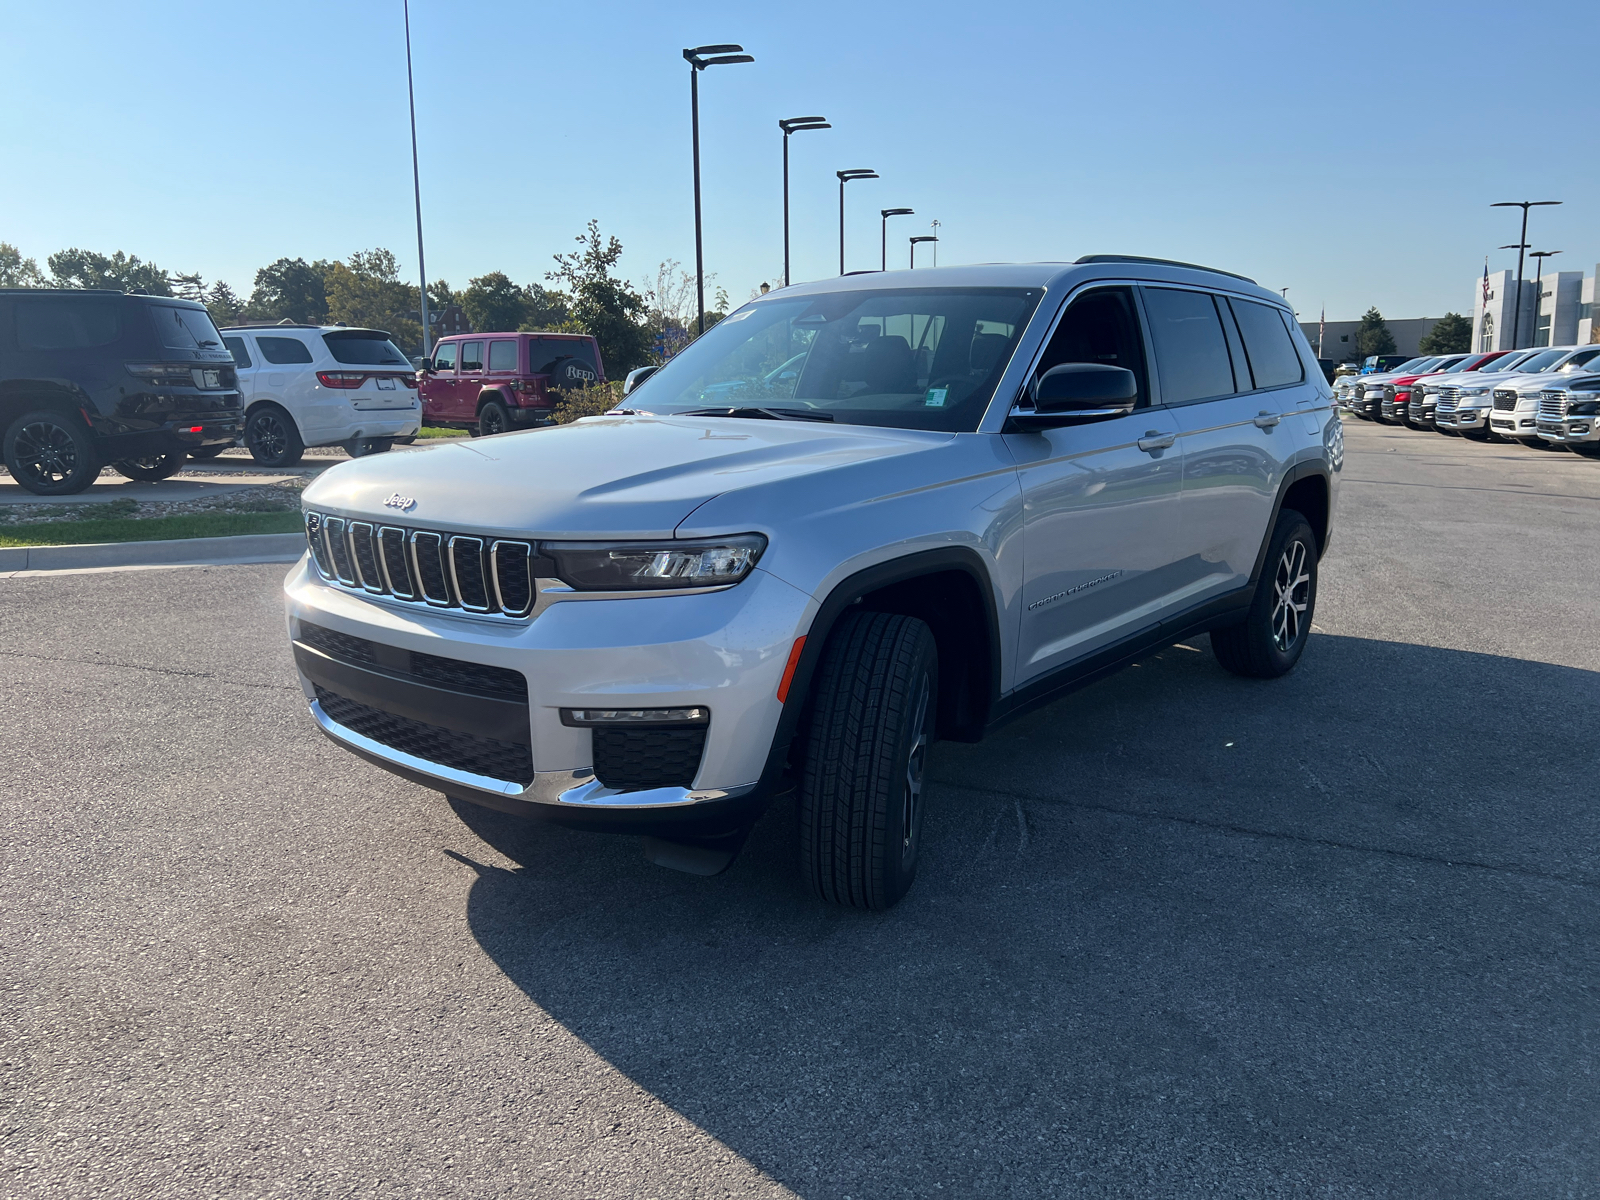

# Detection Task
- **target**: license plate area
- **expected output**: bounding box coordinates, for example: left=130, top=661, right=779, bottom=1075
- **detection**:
left=376, top=377, right=397, bottom=390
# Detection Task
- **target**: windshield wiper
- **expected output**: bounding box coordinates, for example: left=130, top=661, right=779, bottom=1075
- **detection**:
left=680, top=406, right=833, bottom=422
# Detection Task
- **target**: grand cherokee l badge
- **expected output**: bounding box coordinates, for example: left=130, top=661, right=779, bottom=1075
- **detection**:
left=384, top=493, right=418, bottom=512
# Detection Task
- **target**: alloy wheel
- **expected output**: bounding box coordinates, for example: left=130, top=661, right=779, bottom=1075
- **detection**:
left=250, top=413, right=286, bottom=459
left=902, top=674, right=931, bottom=860
left=13, top=420, right=81, bottom=487
left=1271, top=539, right=1311, bottom=651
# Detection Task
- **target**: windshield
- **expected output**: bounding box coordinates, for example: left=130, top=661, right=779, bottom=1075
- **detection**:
left=1557, top=348, right=1600, bottom=371
left=1514, top=349, right=1566, bottom=372
left=323, top=332, right=410, bottom=366
left=629, top=287, right=1043, bottom=432
left=151, top=304, right=224, bottom=351
left=1396, top=358, right=1435, bottom=373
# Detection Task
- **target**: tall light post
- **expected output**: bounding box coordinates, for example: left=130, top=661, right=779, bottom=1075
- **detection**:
left=778, top=117, right=829, bottom=288
left=836, top=169, right=878, bottom=275
left=1491, top=200, right=1561, bottom=348
left=403, top=0, right=431, bottom=355
left=929, top=219, right=940, bottom=266
left=684, top=44, right=755, bottom=334
left=880, top=208, right=913, bottom=271
left=1529, top=249, right=1561, bottom=347
left=909, top=235, right=937, bottom=268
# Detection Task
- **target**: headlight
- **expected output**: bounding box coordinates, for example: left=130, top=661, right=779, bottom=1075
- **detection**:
left=543, top=534, right=767, bottom=591
left=1462, top=386, right=1489, bottom=397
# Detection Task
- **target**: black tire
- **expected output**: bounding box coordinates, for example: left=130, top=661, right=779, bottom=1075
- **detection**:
left=477, top=400, right=511, bottom=437
left=3, top=410, right=101, bottom=495
left=345, top=437, right=393, bottom=458
left=1211, top=509, right=1318, bottom=679
left=797, top=610, right=938, bottom=910
left=113, top=452, right=186, bottom=482
left=547, top=357, right=598, bottom=390
left=245, top=405, right=305, bottom=467
left=186, top=442, right=231, bottom=460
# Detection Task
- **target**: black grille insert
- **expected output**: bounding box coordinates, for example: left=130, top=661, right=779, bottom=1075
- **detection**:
left=297, top=621, right=527, bottom=702
left=316, top=686, right=534, bottom=784
left=593, top=726, right=707, bottom=790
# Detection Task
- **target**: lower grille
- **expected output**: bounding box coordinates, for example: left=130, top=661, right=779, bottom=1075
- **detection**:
left=298, top=620, right=527, bottom=701
left=315, top=685, right=535, bottom=784
left=593, top=726, right=707, bottom=790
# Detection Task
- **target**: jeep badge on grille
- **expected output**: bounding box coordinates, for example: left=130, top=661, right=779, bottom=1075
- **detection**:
left=384, top=493, right=417, bottom=512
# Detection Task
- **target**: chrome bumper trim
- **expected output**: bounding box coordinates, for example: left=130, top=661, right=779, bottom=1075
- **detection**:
left=309, top=700, right=754, bottom=809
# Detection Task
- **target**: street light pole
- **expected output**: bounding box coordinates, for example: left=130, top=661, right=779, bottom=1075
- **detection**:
left=778, top=117, right=829, bottom=288
left=909, top=235, right=937, bottom=268
left=1529, top=250, right=1561, bottom=347
left=835, top=170, right=878, bottom=274
left=684, top=44, right=755, bottom=334
left=1492, top=200, right=1561, bottom=348
left=403, top=0, right=431, bottom=356
left=880, top=208, right=913, bottom=271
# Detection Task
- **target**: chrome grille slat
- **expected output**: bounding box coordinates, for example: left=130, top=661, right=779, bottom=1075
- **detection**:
left=303, top=510, right=536, bottom=620
left=1538, top=390, right=1567, bottom=420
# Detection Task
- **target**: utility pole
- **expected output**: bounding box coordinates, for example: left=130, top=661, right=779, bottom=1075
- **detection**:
left=403, top=0, right=430, bottom=355
left=1491, top=200, right=1561, bottom=348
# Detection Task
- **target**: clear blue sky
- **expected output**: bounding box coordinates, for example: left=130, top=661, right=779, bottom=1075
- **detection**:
left=2, top=0, right=1594, bottom=321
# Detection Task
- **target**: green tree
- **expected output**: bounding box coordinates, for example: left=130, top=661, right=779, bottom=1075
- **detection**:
left=520, top=283, right=571, bottom=331
left=0, top=242, right=47, bottom=287
left=48, top=248, right=172, bottom=294
left=548, top=220, right=650, bottom=374
left=461, top=271, right=529, bottom=333
left=206, top=281, right=245, bottom=327
left=245, top=257, right=331, bottom=324
left=1419, top=312, right=1472, bottom=355
left=324, top=248, right=421, bottom=350
left=1355, top=307, right=1397, bottom=357
left=426, top=279, right=456, bottom=310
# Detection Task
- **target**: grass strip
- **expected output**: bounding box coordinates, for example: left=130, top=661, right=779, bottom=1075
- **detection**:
left=416, top=426, right=468, bottom=439
left=0, top=509, right=303, bottom=547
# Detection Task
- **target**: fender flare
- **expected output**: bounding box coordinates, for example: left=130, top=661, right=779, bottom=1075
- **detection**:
left=754, top=546, right=1003, bottom=795
left=475, top=389, right=509, bottom=414
left=1247, top=461, right=1332, bottom=588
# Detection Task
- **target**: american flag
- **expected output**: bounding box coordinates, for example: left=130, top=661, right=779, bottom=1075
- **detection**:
left=1482, top=258, right=1491, bottom=307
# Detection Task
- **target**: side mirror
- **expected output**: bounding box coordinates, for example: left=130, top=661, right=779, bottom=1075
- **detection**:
left=623, top=364, right=660, bottom=396
left=417, top=357, right=433, bottom=373
left=1012, top=363, right=1137, bottom=428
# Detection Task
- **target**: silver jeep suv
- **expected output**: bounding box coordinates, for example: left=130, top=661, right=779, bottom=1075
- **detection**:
left=286, top=258, right=1340, bottom=908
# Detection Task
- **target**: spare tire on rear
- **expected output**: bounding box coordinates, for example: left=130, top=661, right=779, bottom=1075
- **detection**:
left=547, top=357, right=598, bottom=391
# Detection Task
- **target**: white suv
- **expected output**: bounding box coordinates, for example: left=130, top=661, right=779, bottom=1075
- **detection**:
left=220, top=324, right=422, bottom=466
left=285, top=259, right=1340, bottom=908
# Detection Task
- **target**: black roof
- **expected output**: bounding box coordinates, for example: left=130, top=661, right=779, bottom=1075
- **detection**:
left=1074, top=254, right=1257, bottom=285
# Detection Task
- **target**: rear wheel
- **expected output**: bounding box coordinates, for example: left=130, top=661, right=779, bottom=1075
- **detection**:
left=3, top=410, right=101, bottom=495
left=113, top=452, right=186, bottom=482
left=1211, top=509, right=1318, bottom=679
left=245, top=405, right=304, bottom=467
left=477, top=400, right=511, bottom=437
left=797, top=610, right=938, bottom=911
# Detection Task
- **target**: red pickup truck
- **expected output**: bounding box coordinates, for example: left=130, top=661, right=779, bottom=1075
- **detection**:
left=420, top=332, right=606, bottom=436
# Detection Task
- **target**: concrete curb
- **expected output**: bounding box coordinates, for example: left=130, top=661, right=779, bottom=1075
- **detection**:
left=0, top=532, right=305, bottom=573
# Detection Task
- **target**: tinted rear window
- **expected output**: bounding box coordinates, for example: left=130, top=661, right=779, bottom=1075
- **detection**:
left=1143, top=288, right=1235, bottom=403
left=15, top=297, right=123, bottom=350
left=528, top=337, right=597, bottom=375
left=151, top=304, right=225, bottom=351
left=257, top=336, right=314, bottom=364
left=223, top=336, right=253, bottom=368
left=323, top=333, right=409, bottom=366
left=1229, top=299, right=1304, bottom=389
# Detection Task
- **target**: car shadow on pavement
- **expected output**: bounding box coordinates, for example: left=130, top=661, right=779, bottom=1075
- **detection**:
left=446, top=633, right=1600, bottom=1198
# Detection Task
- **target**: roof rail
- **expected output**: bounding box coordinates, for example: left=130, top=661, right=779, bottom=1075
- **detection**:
left=220, top=321, right=323, bottom=330
left=1074, top=254, right=1257, bottom=285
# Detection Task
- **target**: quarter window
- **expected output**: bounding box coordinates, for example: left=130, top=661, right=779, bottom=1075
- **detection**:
left=223, top=336, right=253, bottom=368
left=1229, top=298, right=1305, bottom=390
left=460, top=341, right=484, bottom=372
left=256, top=336, right=315, bottom=365
left=487, top=340, right=518, bottom=372
left=432, top=342, right=458, bottom=372
left=15, top=298, right=122, bottom=350
left=1142, top=288, right=1235, bottom=404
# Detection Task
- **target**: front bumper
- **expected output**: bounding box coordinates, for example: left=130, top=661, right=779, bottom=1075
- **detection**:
left=1537, top=415, right=1600, bottom=445
left=1435, top=405, right=1487, bottom=431
left=283, top=555, right=814, bottom=829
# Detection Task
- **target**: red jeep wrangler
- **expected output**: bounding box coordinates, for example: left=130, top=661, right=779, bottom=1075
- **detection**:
left=420, top=332, right=606, bottom=436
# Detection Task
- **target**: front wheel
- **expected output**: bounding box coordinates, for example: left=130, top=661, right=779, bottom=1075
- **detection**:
left=797, top=611, right=938, bottom=910
left=1211, top=509, right=1318, bottom=679
left=113, top=452, right=186, bottom=482
left=3, top=410, right=102, bottom=495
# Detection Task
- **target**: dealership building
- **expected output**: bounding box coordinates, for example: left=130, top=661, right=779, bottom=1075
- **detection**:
left=1472, top=266, right=1595, bottom=351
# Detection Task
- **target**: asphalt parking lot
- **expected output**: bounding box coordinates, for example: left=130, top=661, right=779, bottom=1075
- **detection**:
left=4, top=418, right=1599, bottom=1199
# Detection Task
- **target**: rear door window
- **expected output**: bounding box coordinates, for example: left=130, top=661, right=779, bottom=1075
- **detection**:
left=431, top=341, right=458, bottom=372
left=1142, top=287, right=1236, bottom=404
left=1228, top=298, right=1304, bottom=390
left=257, top=336, right=315, bottom=365
left=460, top=341, right=484, bottom=372
left=151, top=304, right=226, bottom=352
left=487, top=340, right=518, bottom=372
left=15, top=297, right=123, bottom=349
left=223, top=336, right=253, bottom=368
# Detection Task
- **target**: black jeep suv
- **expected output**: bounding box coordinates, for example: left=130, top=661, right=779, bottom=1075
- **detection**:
left=0, top=290, right=243, bottom=495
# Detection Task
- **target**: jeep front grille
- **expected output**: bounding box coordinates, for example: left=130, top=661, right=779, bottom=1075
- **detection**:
left=1492, top=389, right=1517, bottom=411
left=304, top=512, right=542, bottom=618
left=315, top=685, right=534, bottom=784
left=1538, top=391, right=1568, bottom=420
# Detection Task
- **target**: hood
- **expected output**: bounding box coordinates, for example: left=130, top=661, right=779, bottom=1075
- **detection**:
left=300, top=414, right=954, bottom=539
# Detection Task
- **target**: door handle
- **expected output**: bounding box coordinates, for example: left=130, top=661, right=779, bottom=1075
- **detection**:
left=1137, top=430, right=1176, bottom=452
left=1253, top=411, right=1281, bottom=428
